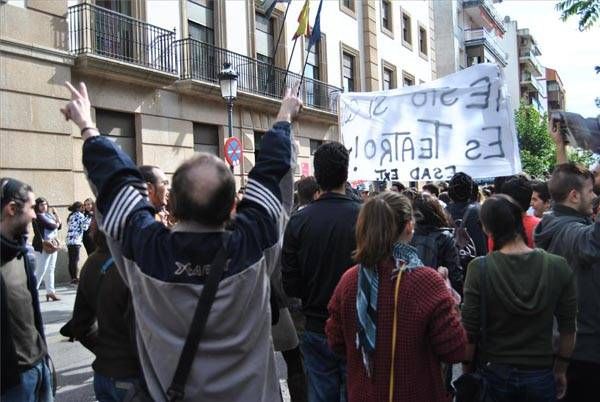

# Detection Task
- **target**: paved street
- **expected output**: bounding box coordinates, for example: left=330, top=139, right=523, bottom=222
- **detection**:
left=41, top=286, right=290, bottom=401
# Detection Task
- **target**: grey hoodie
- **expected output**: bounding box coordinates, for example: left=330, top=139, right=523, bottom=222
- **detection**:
left=534, top=204, right=600, bottom=364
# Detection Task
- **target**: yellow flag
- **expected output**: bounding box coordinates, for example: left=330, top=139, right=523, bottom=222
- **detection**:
left=293, top=0, right=310, bottom=40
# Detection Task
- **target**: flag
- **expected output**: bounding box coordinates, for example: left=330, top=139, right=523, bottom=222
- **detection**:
left=293, top=0, right=311, bottom=40
left=308, top=0, right=323, bottom=50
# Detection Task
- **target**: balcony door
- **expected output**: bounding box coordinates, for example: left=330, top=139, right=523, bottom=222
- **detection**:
left=255, top=13, right=276, bottom=96
left=94, top=0, right=134, bottom=63
left=188, top=0, right=217, bottom=81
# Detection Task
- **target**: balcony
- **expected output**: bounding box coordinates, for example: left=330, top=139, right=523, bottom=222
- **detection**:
left=519, top=50, right=544, bottom=77
left=175, top=38, right=341, bottom=114
left=68, top=3, right=178, bottom=86
left=521, top=73, right=545, bottom=96
left=463, top=0, right=506, bottom=33
left=464, top=28, right=508, bottom=66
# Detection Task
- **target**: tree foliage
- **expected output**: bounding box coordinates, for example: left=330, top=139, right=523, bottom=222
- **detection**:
left=556, top=0, right=600, bottom=30
left=515, top=102, right=556, bottom=178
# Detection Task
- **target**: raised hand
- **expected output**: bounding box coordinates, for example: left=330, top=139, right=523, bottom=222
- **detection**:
left=276, top=82, right=304, bottom=123
left=61, top=82, right=96, bottom=135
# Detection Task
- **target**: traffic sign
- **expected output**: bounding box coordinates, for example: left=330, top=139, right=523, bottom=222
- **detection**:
left=224, top=137, right=243, bottom=167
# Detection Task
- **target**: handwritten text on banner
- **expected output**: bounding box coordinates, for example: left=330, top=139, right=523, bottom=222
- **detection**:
left=339, top=63, right=522, bottom=182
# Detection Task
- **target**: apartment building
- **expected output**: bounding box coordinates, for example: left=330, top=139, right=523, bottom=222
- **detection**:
left=517, top=27, right=547, bottom=114
left=546, top=67, right=566, bottom=114
left=433, top=0, right=507, bottom=77
left=0, top=0, right=436, bottom=278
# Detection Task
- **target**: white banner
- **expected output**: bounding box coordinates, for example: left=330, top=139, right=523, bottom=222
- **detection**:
left=340, top=63, right=521, bottom=182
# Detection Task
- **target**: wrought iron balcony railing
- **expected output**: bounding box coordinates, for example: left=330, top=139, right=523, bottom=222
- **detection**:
left=175, top=38, right=341, bottom=114
left=68, top=3, right=177, bottom=74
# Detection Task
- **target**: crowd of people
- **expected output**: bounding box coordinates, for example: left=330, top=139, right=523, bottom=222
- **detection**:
left=1, top=81, right=599, bottom=402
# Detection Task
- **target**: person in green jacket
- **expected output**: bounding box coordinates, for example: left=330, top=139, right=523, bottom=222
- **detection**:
left=461, top=194, right=577, bottom=402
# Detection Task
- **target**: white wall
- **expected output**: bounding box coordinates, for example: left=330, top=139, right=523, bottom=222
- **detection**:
left=377, top=0, right=434, bottom=86
left=500, top=18, right=520, bottom=113
left=225, top=1, right=248, bottom=55
left=146, top=0, right=180, bottom=34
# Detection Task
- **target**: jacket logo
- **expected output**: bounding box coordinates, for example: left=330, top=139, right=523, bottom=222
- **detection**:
left=174, top=260, right=230, bottom=277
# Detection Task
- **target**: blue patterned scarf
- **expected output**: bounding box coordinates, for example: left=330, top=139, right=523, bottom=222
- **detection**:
left=356, top=243, right=423, bottom=377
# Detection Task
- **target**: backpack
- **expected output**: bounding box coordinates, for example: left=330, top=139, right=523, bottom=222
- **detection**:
left=452, top=205, right=478, bottom=269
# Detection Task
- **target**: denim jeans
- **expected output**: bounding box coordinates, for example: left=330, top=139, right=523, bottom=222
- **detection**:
left=482, top=363, right=556, bottom=402
left=93, top=372, right=140, bottom=402
left=1, top=360, right=53, bottom=402
left=299, top=331, right=346, bottom=402
left=35, top=251, right=57, bottom=294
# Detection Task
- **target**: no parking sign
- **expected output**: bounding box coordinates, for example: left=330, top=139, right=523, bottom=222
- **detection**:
left=224, top=137, right=243, bottom=167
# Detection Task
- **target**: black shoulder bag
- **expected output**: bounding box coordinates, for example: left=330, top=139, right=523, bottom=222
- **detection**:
left=125, top=233, right=231, bottom=402
left=453, top=257, right=488, bottom=402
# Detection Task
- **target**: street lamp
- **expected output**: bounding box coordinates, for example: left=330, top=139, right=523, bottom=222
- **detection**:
left=219, top=62, right=238, bottom=138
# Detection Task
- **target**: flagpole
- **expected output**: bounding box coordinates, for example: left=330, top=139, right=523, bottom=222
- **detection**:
left=297, top=40, right=311, bottom=96
left=282, top=37, right=299, bottom=90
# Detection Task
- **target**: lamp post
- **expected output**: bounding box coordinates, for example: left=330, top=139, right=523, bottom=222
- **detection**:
left=218, top=62, right=238, bottom=138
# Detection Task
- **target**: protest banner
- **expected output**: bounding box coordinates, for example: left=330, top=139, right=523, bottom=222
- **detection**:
left=339, top=63, right=521, bottom=182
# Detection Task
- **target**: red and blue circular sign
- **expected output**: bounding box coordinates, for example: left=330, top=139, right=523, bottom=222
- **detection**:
left=224, top=137, right=243, bottom=167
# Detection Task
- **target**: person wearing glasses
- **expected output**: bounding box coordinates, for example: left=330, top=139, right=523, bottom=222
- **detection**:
left=1, top=178, right=53, bottom=401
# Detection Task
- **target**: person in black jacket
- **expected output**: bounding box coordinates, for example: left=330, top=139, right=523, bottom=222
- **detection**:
left=411, top=193, right=463, bottom=294
left=534, top=163, right=600, bottom=402
left=445, top=172, right=488, bottom=258
left=1, top=177, right=53, bottom=402
left=62, top=228, right=140, bottom=402
left=282, top=142, right=361, bottom=402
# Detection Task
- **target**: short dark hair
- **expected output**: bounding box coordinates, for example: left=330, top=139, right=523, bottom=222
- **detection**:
left=413, top=193, right=450, bottom=228
left=422, top=183, right=440, bottom=197
left=296, top=176, right=319, bottom=206
left=548, top=163, right=594, bottom=203
left=0, top=178, right=32, bottom=211
left=448, top=172, right=475, bottom=203
left=313, top=142, right=349, bottom=191
left=480, top=194, right=527, bottom=251
left=391, top=181, right=406, bottom=192
left=438, top=191, right=451, bottom=204
left=139, top=165, right=161, bottom=185
left=500, top=175, right=532, bottom=212
left=170, top=155, right=235, bottom=226
left=531, top=180, right=551, bottom=203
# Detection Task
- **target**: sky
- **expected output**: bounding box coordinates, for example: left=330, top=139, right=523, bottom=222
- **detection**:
left=495, top=0, right=600, bottom=117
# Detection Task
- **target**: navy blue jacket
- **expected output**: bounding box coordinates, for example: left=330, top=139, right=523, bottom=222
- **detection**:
left=82, top=121, right=295, bottom=401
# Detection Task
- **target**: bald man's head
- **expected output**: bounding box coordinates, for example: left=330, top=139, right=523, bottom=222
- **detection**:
left=170, top=154, right=235, bottom=226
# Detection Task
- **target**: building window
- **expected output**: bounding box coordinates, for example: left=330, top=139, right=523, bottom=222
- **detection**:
left=340, top=0, right=355, bottom=14
left=342, top=52, right=355, bottom=92
left=255, top=13, right=274, bottom=62
left=97, top=0, right=132, bottom=16
left=309, top=139, right=323, bottom=156
left=193, top=123, right=219, bottom=156
left=401, top=11, right=412, bottom=48
left=381, top=0, right=392, bottom=33
left=256, top=12, right=275, bottom=94
left=418, top=24, right=428, bottom=57
left=304, top=40, right=321, bottom=105
left=402, top=71, right=415, bottom=87
left=96, top=109, right=136, bottom=159
left=383, top=67, right=395, bottom=90
left=188, top=0, right=214, bottom=44
left=254, top=131, right=264, bottom=160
